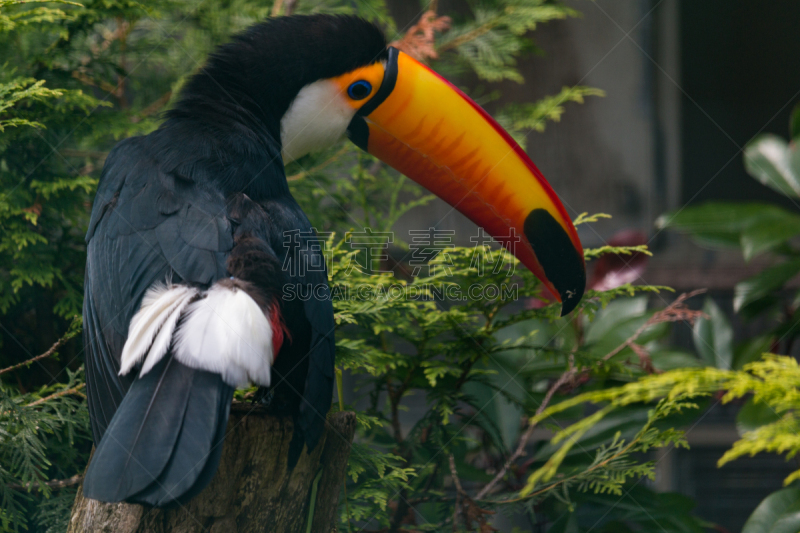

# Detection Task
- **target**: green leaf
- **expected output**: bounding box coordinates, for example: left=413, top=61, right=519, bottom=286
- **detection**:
left=734, top=259, right=800, bottom=313
left=771, top=512, right=800, bottom=533
left=744, top=134, right=800, bottom=198
left=790, top=142, right=800, bottom=189
left=739, top=295, right=782, bottom=322
left=649, top=349, right=702, bottom=371
left=732, top=335, right=772, bottom=370
left=657, top=203, right=798, bottom=253
left=533, top=405, right=650, bottom=461
left=547, top=512, right=579, bottom=533
left=742, top=488, right=800, bottom=533
left=740, top=211, right=800, bottom=260
left=736, top=397, right=781, bottom=436
left=790, top=103, right=800, bottom=140
left=584, top=297, right=648, bottom=345
left=692, top=298, right=733, bottom=369
left=656, top=202, right=755, bottom=242
left=577, top=488, right=706, bottom=533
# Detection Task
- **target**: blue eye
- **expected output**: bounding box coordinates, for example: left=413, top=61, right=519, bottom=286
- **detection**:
left=347, top=80, right=372, bottom=100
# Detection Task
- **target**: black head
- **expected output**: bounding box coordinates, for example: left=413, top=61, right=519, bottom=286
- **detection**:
left=165, top=15, right=388, bottom=146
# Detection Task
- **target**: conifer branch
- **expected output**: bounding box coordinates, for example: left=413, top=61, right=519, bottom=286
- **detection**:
left=8, top=474, right=82, bottom=492
left=26, top=383, right=85, bottom=407
left=475, top=355, right=575, bottom=500
left=0, top=317, right=80, bottom=376
left=59, top=149, right=109, bottom=159
left=437, top=20, right=500, bottom=53
left=491, top=433, right=643, bottom=504
left=475, top=291, right=706, bottom=500
left=600, top=289, right=707, bottom=367
left=448, top=454, right=465, bottom=529
left=71, top=71, right=124, bottom=100
left=130, top=90, right=173, bottom=123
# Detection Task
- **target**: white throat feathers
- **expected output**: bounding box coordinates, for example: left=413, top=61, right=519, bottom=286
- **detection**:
left=280, top=78, right=356, bottom=163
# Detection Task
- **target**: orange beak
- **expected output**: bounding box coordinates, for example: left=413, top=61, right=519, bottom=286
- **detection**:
left=347, top=48, right=585, bottom=315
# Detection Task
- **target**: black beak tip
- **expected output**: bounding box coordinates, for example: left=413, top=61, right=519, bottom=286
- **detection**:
left=523, top=209, right=586, bottom=317
left=559, top=286, right=584, bottom=317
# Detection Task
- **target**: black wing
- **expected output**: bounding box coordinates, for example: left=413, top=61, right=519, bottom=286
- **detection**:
left=254, top=197, right=336, bottom=467
left=82, top=135, right=240, bottom=504
left=84, top=135, right=233, bottom=441
left=295, top=230, right=336, bottom=455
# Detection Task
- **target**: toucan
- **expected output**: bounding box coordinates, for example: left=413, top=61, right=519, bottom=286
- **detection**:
left=81, top=14, right=585, bottom=506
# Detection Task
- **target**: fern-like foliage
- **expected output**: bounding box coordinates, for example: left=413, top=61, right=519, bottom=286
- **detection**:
left=320, top=214, right=703, bottom=530
left=0, top=365, right=89, bottom=532
left=525, top=354, right=800, bottom=495
left=496, top=86, right=606, bottom=148
left=435, top=0, right=578, bottom=83
left=0, top=0, right=106, bottom=319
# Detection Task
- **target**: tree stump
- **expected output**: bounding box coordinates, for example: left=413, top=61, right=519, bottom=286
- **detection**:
left=68, top=405, right=355, bottom=533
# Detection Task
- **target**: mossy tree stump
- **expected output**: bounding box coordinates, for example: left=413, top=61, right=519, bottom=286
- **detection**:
left=68, top=405, right=355, bottom=533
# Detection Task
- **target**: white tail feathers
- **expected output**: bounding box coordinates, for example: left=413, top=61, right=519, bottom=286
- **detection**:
left=119, top=281, right=275, bottom=389
left=174, top=284, right=274, bottom=388
left=119, top=284, right=198, bottom=376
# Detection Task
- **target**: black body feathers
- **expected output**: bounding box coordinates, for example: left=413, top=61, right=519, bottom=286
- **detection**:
left=82, top=15, right=385, bottom=504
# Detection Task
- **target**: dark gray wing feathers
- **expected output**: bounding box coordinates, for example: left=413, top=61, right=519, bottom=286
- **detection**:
left=82, top=137, right=234, bottom=504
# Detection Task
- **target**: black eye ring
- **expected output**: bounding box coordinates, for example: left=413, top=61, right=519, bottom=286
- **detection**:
left=347, top=80, right=372, bottom=100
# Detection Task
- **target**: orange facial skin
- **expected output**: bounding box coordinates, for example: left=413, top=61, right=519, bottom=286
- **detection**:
left=350, top=50, right=584, bottom=306
left=329, top=63, right=386, bottom=110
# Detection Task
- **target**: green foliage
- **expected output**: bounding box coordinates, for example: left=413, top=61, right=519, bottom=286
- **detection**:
left=0, top=0, right=81, bottom=32
left=325, top=212, right=705, bottom=530
left=744, top=134, right=800, bottom=199
left=543, top=488, right=707, bottom=533
left=0, top=6, right=103, bottom=318
left=656, top=102, right=800, bottom=528
left=0, top=363, right=89, bottom=532
left=658, top=105, right=800, bottom=333
left=742, top=487, right=800, bottom=533
left=583, top=244, right=651, bottom=261
left=530, top=354, right=800, bottom=495
left=434, top=0, right=578, bottom=83
left=573, top=212, right=612, bottom=226
left=496, top=86, right=605, bottom=149
left=0, top=79, right=62, bottom=131
left=657, top=202, right=800, bottom=261
left=521, top=399, right=689, bottom=497
left=692, top=298, right=733, bottom=370
left=657, top=102, right=800, bottom=268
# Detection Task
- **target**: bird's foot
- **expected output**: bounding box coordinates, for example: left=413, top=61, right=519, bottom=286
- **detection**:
left=253, top=387, right=274, bottom=407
